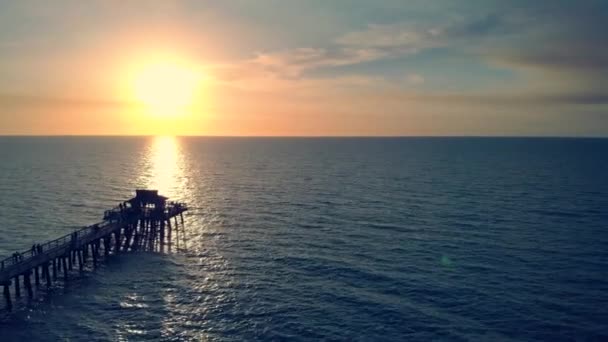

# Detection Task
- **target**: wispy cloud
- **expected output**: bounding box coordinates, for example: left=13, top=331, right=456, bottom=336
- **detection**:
left=219, top=13, right=515, bottom=81
left=219, top=2, right=608, bottom=107
left=0, top=93, right=132, bottom=108
left=250, top=47, right=387, bottom=78
left=336, top=23, right=441, bottom=49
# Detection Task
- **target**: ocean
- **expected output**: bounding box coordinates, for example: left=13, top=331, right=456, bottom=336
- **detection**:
left=0, top=136, right=606, bottom=341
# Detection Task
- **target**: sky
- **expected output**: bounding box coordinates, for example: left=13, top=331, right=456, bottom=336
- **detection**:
left=0, top=0, right=606, bottom=136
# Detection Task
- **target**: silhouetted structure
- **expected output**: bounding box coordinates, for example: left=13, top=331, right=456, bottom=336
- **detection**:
left=0, top=190, right=187, bottom=311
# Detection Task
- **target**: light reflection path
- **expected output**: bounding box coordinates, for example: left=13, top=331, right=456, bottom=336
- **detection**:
left=138, top=136, right=189, bottom=201
left=118, top=136, right=224, bottom=341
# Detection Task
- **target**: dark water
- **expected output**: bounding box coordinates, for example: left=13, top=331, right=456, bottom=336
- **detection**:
left=0, top=137, right=607, bottom=341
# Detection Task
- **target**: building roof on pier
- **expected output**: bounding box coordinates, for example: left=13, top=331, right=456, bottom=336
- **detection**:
left=129, top=189, right=167, bottom=207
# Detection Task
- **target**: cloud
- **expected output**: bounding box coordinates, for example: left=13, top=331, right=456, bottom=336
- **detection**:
left=334, top=3, right=608, bottom=79
left=476, top=2, right=608, bottom=88
left=210, top=12, right=520, bottom=82
left=240, top=13, right=512, bottom=80
left=394, top=91, right=608, bottom=107
left=209, top=1, right=608, bottom=108
left=249, top=47, right=389, bottom=78
left=334, top=3, right=608, bottom=97
left=537, top=92, right=608, bottom=106
left=334, top=12, right=514, bottom=53
left=0, top=93, right=131, bottom=108
left=336, top=23, right=441, bottom=49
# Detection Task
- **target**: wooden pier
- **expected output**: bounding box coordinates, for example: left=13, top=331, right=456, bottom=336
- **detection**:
left=0, top=190, right=187, bottom=311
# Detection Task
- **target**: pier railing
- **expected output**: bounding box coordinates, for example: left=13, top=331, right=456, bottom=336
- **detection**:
left=0, top=190, right=188, bottom=311
left=1, top=223, right=99, bottom=270
left=0, top=202, right=187, bottom=271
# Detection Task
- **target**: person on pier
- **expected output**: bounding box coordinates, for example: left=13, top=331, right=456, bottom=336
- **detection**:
left=12, top=252, right=22, bottom=263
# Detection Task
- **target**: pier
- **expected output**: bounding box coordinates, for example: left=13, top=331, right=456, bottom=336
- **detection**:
left=0, top=190, right=187, bottom=311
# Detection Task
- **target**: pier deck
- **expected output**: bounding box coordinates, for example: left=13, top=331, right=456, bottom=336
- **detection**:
left=0, top=190, right=187, bottom=310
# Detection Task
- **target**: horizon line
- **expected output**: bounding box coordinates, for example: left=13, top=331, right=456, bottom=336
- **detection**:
left=0, top=134, right=607, bottom=139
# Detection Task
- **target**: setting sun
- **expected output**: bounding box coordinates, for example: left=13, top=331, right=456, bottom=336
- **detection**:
left=132, top=60, right=201, bottom=117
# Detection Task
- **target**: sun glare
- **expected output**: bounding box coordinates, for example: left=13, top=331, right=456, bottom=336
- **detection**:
left=132, top=60, right=201, bottom=117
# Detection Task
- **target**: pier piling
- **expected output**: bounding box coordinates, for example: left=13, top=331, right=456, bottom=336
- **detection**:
left=25, top=272, right=33, bottom=298
left=14, top=276, right=20, bottom=298
left=0, top=190, right=187, bottom=311
left=52, top=259, right=57, bottom=281
left=3, top=284, right=11, bottom=311
left=62, top=257, right=68, bottom=280
left=34, top=267, right=40, bottom=287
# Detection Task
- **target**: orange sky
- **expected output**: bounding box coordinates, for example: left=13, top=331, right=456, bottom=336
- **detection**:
left=0, top=1, right=606, bottom=136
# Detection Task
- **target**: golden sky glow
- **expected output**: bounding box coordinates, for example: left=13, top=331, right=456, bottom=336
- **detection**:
left=131, top=59, right=202, bottom=118
left=0, top=1, right=607, bottom=136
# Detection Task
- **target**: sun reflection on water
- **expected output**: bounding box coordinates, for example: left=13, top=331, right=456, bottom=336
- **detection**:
left=129, top=136, right=232, bottom=341
left=139, top=136, right=189, bottom=201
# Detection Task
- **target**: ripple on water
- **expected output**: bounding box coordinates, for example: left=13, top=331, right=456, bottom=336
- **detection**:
left=0, top=137, right=607, bottom=341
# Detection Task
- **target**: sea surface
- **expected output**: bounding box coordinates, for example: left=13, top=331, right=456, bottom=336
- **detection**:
left=0, top=137, right=606, bottom=341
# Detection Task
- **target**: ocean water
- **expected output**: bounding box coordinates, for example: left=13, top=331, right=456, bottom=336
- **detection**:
left=0, top=136, right=607, bottom=341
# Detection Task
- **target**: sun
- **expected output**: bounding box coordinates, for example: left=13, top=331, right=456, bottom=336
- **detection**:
left=132, top=60, right=201, bottom=117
